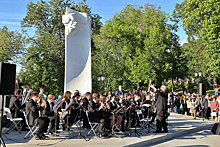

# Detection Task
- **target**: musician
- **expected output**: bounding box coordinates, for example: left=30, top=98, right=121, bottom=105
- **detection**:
left=9, top=89, right=29, bottom=131
left=118, top=94, right=126, bottom=131
left=88, top=93, right=111, bottom=138
left=142, top=94, right=154, bottom=119
left=45, top=94, right=59, bottom=134
left=151, top=85, right=168, bottom=133
left=70, top=91, right=81, bottom=124
left=131, top=94, right=141, bottom=127
left=133, top=94, right=141, bottom=108
left=26, top=92, right=49, bottom=140
left=107, top=91, right=112, bottom=103
left=81, top=92, right=92, bottom=129
left=61, top=91, right=74, bottom=131
left=109, top=94, right=123, bottom=131
left=124, top=93, right=132, bottom=130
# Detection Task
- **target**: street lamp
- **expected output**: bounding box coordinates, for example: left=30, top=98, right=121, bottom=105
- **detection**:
left=194, top=72, right=198, bottom=77
left=98, top=76, right=105, bottom=93
left=198, top=71, right=202, bottom=77
left=194, top=71, right=202, bottom=95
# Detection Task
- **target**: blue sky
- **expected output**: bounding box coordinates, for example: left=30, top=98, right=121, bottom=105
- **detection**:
left=0, top=0, right=187, bottom=72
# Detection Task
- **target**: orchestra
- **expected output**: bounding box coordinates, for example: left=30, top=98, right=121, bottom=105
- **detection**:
left=7, top=84, right=168, bottom=140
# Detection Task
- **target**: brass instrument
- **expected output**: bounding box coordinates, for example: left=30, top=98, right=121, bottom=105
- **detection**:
left=53, top=96, right=64, bottom=111
left=59, top=99, right=76, bottom=119
left=21, top=87, right=32, bottom=105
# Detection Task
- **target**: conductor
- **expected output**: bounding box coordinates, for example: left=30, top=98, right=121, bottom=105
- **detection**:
left=151, top=85, right=168, bottom=133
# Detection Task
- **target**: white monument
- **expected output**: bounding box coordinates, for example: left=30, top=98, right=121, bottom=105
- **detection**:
left=62, top=7, right=91, bottom=94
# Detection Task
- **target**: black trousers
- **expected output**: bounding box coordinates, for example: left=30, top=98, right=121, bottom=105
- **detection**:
left=48, top=115, right=60, bottom=132
left=156, top=110, right=168, bottom=132
left=82, top=111, right=89, bottom=128
left=90, top=117, right=110, bottom=134
left=204, top=108, right=209, bottom=119
left=37, top=117, right=49, bottom=136
left=15, top=111, right=26, bottom=127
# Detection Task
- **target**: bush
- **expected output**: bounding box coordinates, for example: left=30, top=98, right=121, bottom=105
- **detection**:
left=206, top=90, right=214, bottom=96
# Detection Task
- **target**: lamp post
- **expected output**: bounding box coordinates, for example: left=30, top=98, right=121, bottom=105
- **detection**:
left=195, top=71, right=202, bottom=94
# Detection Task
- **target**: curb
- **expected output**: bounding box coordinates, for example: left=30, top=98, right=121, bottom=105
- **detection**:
left=124, top=122, right=218, bottom=147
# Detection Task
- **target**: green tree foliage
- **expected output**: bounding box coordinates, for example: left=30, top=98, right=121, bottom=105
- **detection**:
left=93, top=4, right=184, bottom=92
left=173, top=0, right=220, bottom=84
left=0, top=26, right=26, bottom=62
left=20, top=0, right=102, bottom=96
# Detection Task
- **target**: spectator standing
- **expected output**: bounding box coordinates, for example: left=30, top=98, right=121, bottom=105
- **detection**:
left=215, top=86, right=219, bottom=96
left=187, top=97, right=191, bottom=115
left=210, top=97, right=219, bottom=121
left=217, top=96, right=220, bottom=122
left=190, top=98, right=197, bottom=118
left=115, top=85, right=124, bottom=98
left=203, top=94, right=210, bottom=120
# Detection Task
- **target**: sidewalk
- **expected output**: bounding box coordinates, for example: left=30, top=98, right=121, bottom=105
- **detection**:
left=3, top=113, right=217, bottom=147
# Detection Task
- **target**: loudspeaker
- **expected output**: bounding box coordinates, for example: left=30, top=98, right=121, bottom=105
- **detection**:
left=0, top=62, right=16, bottom=95
left=211, top=123, right=220, bottom=135
left=0, top=95, right=11, bottom=108
left=198, top=83, right=206, bottom=96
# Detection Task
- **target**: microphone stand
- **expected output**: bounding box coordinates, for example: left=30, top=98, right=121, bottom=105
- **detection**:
left=125, top=106, right=132, bottom=137
left=53, top=112, right=59, bottom=136
left=69, top=103, right=87, bottom=141
left=131, top=105, right=141, bottom=137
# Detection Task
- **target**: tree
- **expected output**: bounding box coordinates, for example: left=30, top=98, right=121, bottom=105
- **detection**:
left=0, top=26, right=26, bottom=62
left=173, top=0, right=220, bottom=86
left=93, top=4, right=182, bottom=91
left=20, top=0, right=102, bottom=96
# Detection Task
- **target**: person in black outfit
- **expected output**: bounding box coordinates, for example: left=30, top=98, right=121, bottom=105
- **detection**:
left=109, top=94, right=122, bottom=131
left=26, top=91, right=49, bottom=140
left=70, top=91, right=80, bottom=124
left=45, top=94, right=59, bottom=134
left=88, top=93, right=111, bottom=137
left=142, top=94, right=155, bottom=119
left=81, top=92, right=92, bottom=129
left=60, top=91, right=75, bottom=131
left=151, top=85, right=168, bottom=133
left=9, top=89, right=29, bottom=131
left=131, top=94, right=142, bottom=127
left=203, top=94, right=210, bottom=120
left=124, top=93, right=132, bottom=130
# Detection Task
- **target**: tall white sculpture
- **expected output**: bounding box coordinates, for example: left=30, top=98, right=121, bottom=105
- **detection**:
left=62, top=7, right=91, bottom=94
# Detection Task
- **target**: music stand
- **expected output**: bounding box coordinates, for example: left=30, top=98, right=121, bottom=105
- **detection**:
left=125, top=104, right=133, bottom=137
left=106, top=107, right=125, bottom=139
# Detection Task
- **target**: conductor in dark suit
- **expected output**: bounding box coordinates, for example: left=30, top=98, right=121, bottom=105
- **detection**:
left=26, top=91, right=49, bottom=139
left=151, top=85, right=168, bottom=133
left=9, top=89, right=29, bottom=131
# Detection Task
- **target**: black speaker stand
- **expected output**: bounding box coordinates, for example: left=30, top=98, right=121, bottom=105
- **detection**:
left=0, top=95, right=6, bottom=147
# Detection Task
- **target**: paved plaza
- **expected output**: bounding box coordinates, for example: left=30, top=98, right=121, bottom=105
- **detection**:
left=2, top=113, right=219, bottom=147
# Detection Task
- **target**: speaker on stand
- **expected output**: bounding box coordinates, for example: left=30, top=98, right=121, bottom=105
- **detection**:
left=0, top=62, right=16, bottom=147
left=198, top=83, right=206, bottom=96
